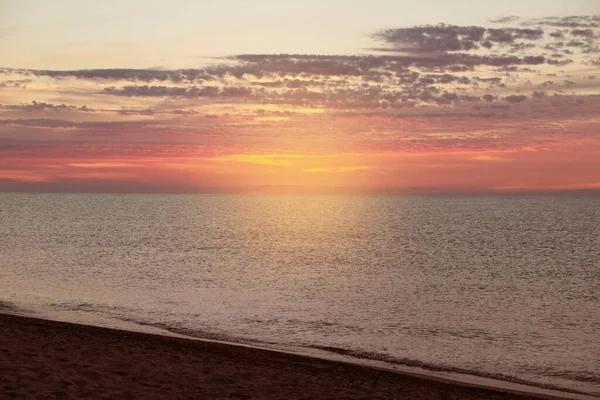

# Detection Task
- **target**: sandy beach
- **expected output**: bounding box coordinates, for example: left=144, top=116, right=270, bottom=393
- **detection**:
left=0, top=313, right=576, bottom=400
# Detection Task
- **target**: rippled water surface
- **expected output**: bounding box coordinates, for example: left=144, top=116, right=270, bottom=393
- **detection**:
left=1, top=194, right=598, bottom=394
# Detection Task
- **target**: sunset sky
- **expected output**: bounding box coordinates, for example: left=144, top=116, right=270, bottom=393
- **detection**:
left=1, top=0, right=599, bottom=193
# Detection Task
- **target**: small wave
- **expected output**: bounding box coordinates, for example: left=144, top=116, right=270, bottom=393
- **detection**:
left=543, top=370, right=600, bottom=384
left=113, top=317, right=280, bottom=347
left=0, top=300, right=18, bottom=312
left=48, top=301, right=132, bottom=316
left=43, top=302, right=255, bottom=345
left=307, top=345, right=594, bottom=396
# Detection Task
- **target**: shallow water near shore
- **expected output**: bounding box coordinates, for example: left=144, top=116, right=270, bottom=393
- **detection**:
left=1, top=193, right=599, bottom=395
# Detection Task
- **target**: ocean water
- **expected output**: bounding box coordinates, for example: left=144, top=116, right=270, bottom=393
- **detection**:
left=1, top=193, right=598, bottom=395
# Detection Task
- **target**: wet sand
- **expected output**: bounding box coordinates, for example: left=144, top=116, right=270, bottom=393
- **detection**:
left=0, top=313, right=567, bottom=399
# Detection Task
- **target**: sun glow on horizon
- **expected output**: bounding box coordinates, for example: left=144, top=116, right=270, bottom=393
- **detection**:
left=1, top=9, right=599, bottom=194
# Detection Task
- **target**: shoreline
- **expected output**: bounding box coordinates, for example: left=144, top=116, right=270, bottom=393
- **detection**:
left=1, top=313, right=597, bottom=400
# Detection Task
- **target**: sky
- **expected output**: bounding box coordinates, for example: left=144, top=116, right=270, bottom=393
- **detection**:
left=1, top=0, right=599, bottom=193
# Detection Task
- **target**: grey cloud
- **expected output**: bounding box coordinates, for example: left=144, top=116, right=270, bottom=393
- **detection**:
left=508, top=43, right=536, bottom=52
left=233, top=54, right=379, bottom=76
left=255, top=109, right=296, bottom=117
left=486, top=28, right=544, bottom=43
left=1, top=68, right=215, bottom=84
left=370, top=17, right=599, bottom=67
left=526, top=16, right=600, bottom=29
left=571, top=29, right=595, bottom=37
left=0, top=118, right=77, bottom=128
left=167, top=109, right=199, bottom=116
left=373, top=24, right=486, bottom=52
left=0, top=102, right=203, bottom=117
left=118, top=108, right=155, bottom=116
left=0, top=101, right=94, bottom=112
left=532, top=91, right=546, bottom=99
left=373, top=25, right=544, bottom=54
left=504, top=95, right=527, bottom=103
left=419, top=74, right=470, bottom=84
left=249, top=78, right=348, bottom=89
left=0, top=118, right=152, bottom=129
left=0, top=79, right=32, bottom=88
left=546, top=59, right=573, bottom=66
left=221, top=87, right=254, bottom=97
left=235, top=53, right=548, bottom=72
left=522, top=56, right=545, bottom=64
left=117, top=108, right=199, bottom=116
left=102, top=85, right=252, bottom=98
left=485, top=29, right=514, bottom=43
left=35, top=68, right=211, bottom=83
left=489, top=16, right=520, bottom=24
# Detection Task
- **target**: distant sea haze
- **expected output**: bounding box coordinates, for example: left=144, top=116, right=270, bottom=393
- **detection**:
left=1, top=193, right=598, bottom=395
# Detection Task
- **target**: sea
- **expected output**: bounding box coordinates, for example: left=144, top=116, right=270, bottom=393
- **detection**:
left=1, top=193, right=598, bottom=396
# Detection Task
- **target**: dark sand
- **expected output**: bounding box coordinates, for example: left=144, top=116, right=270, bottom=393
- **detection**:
left=0, top=313, right=559, bottom=399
